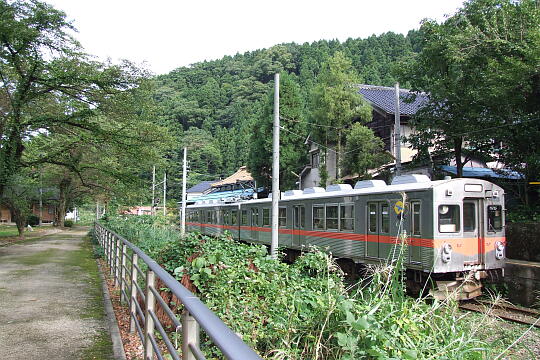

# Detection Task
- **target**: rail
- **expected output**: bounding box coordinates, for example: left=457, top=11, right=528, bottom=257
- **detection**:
left=94, top=222, right=261, bottom=360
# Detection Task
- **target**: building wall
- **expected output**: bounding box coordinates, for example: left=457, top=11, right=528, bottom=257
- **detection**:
left=1, top=206, right=10, bottom=223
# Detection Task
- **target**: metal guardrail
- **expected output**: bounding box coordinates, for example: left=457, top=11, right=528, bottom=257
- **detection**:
left=94, top=222, right=262, bottom=360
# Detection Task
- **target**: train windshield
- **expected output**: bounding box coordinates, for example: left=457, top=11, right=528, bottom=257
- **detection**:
left=438, top=205, right=460, bottom=233
left=487, top=205, right=503, bottom=232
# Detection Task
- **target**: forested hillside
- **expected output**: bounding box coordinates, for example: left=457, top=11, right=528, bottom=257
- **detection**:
left=154, top=31, right=421, bottom=198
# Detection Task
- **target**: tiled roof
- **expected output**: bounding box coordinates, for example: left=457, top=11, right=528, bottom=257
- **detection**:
left=358, top=84, right=428, bottom=116
left=187, top=180, right=216, bottom=194
left=212, top=166, right=253, bottom=187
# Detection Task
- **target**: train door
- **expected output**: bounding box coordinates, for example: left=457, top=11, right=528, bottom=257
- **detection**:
left=367, top=202, right=390, bottom=259
left=293, top=205, right=305, bottom=247
left=250, top=208, right=259, bottom=242
left=409, top=201, right=422, bottom=264
left=463, top=200, right=481, bottom=264
left=367, top=202, right=379, bottom=258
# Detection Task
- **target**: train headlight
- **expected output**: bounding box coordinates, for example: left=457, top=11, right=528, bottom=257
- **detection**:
left=442, top=243, right=452, bottom=263
left=495, top=241, right=504, bottom=260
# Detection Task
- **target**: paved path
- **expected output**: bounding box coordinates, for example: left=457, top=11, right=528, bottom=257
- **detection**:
left=0, top=228, right=114, bottom=359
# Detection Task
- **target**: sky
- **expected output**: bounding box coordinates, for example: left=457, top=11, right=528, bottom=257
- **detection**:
left=45, top=0, right=465, bottom=75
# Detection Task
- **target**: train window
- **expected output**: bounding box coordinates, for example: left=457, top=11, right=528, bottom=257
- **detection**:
left=487, top=205, right=503, bottom=232
left=326, top=205, right=338, bottom=230
left=368, top=203, right=377, bottom=233
left=231, top=210, right=238, bottom=225
left=262, top=208, right=270, bottom=226
left=381, top=204, right=389, bottom=233
left=294, top=206, right=305, bottom=228
left=241, top=210, right=248, bottom=226
left=412, top=202, right=421, bottom=236
left=223, top=211, right=228, bottom=225
left=279, top=207, right=287, bottom=227
left=207, top=211, right=212, bottom=223
left=438, top=205, right=460, bottom=233
left=313, top=205, right=324, bottom=230
left=340, top=204, right=354, bottom=232
left=463, top=203, right=476, bottom=232
left=251, top=208, right=259, bottom=226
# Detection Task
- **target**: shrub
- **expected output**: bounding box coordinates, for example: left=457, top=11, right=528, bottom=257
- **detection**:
left=27, top=214, right=40, bottom=226
left=64, top=220, right=74, bottom=227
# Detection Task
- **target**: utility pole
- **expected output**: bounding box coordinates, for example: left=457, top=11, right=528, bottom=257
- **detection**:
left=394, top=82, right=402, bottom=176
left=39, top=170, right=43, bottom=226
left=163, top=172, right=167, bottom=216
left=151, top=166, right=156, bottom=215
left=271, top=73, right=280, bottom=259
left=180, top=147, right=187, bottom=237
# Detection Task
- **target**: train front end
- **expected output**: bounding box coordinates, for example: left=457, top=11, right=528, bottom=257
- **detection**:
left=429, top=178, right=505, bottom=299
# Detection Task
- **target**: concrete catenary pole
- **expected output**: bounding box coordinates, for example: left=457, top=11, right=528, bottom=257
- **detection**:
left=180, top=147, right=187, bottom=237
left=271, top=73, right=280, bottom=259
left=163, top=172, right=167, bottom=216
left=394, top=82, right=402, bottom=176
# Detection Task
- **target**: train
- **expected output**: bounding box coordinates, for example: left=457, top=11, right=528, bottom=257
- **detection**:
left=185, top=174, right=506, bottom=299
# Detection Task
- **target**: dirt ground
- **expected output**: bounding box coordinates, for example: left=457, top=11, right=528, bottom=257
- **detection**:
left=0, top=228, right=114, bottom=359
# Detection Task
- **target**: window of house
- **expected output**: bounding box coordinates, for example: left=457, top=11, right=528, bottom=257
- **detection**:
left=262, top=208, right=270, bottom=226
left=48, top=206, right=55, bottom=215
left=279, top=207, right=287, bottom=227
left=313, top=205, right=324, bottom=230
left=340, top=204, right=354, bottom=232
left=326, top=205, right=338, bottom=230
left=438, top=205, right=460, bottom=233
left=412, top=202, right=421, bottom=236
left=311, top=152, right=320, bottom=168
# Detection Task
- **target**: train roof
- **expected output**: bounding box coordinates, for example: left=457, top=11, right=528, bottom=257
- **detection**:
left=187, top=176, right=500, bottom=208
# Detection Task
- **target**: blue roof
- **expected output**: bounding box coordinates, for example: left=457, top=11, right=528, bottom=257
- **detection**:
left=440, top=166, right=522, bottom=180
left=358, top=85, right=428, bottom=116
left=190, top=188, right=255, bottom=202
left=187, top=180, right=217, bottom=194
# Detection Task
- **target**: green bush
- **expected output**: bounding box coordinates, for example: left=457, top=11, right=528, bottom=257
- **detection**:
left=27, top=214, right=40, bottom=226
left=64, top=219, right=74, bottom=227
left=101, top=215, right=513, bottom=359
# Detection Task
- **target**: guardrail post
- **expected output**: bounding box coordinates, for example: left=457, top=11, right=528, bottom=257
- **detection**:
left=115, top=236, right=121, bottom=287
left=144, top=270, right=156, bottom=360
left=129, top=252, right=138, bottom=333
left=120, top=244, right=127, bottom=303
left=110, top=234, right=115, bottom=276
left=182, top=311, right=200, bottom=360
left=107, top=232, right=113, bottom=268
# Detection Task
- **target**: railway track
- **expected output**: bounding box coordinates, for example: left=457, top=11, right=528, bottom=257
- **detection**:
left=459, top=299, right=540, bottom=328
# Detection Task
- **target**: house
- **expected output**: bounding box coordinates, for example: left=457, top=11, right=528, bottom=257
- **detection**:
left=1, top=202, right=57, bottom=224
left=301, top=84, right=500, bottom=188
left=185, top=166, right=255, bottom=204
left=186, top=180, right=216, bottom=201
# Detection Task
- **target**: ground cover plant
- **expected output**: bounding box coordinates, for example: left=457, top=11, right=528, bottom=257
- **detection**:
left=102, top=215, right=535, bottom=359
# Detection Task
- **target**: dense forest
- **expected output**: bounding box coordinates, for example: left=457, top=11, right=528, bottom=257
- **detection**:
left=154, top=31, right=422, bottom=197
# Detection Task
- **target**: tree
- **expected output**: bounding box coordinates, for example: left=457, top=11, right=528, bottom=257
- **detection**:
left=0, top=0, right=150, bottom=195
left=310, top=51, right=371, bottom=183
left=342, top=124, right=390, bottom=179
left=400, top=0, right=540, bottom=181
left=248, top=73, right=308, bottom=190
left=0, top=170, right=38, bottom=236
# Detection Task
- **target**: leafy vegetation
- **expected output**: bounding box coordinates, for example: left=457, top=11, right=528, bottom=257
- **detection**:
left=101, top=216, right=534, bottom=359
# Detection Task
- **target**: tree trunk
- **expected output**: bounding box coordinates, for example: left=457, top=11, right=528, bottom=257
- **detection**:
left=57, top=177, right=71, bottom=227
left=454, top=137, right=464, bottom=178
left=4, top=200, right=26, bottom=238
left=337, top=130, right=342, bottom=179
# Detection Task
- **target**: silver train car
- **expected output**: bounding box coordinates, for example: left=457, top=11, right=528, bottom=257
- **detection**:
left=185, top=175, right=506, bottom=298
